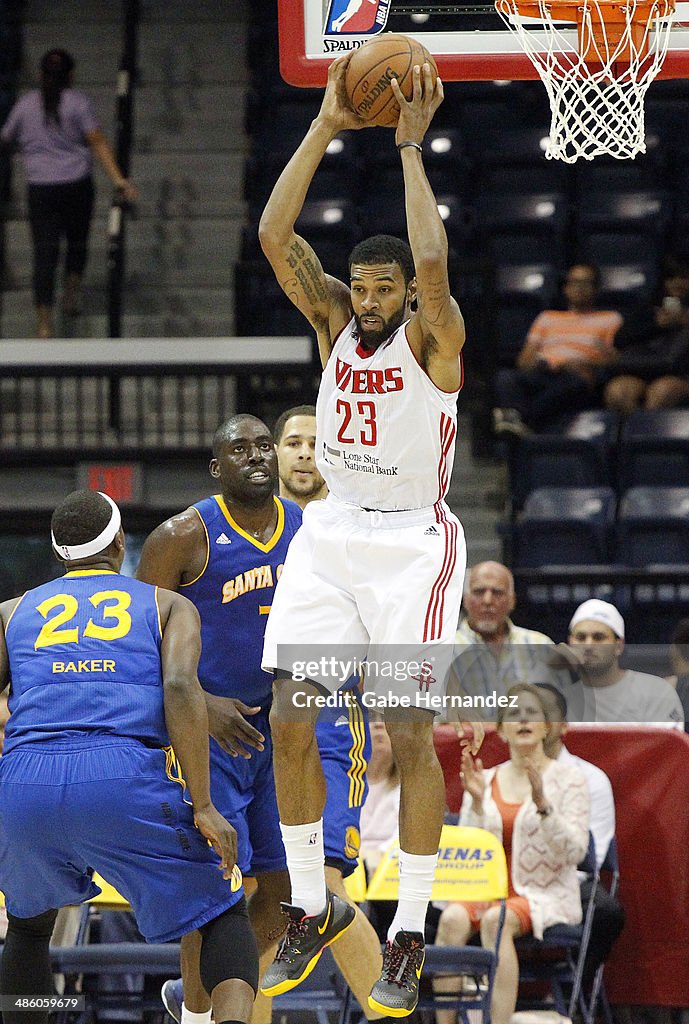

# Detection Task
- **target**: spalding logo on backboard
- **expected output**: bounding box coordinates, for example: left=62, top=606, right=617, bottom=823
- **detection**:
left=323, top=0, right=391, bottom=49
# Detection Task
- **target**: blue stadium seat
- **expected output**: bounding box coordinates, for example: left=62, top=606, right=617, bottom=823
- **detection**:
left=487, top=232, right=567, bottom=265
left=596, top=263, right=658, bottom=312
left=618, top=409, right=689, bottom=490
left=517, top=834, right=599, bottom=1023
left=483, top=162, right=570, bottom=194
left=575, top=191, right=671, bottom=234
left=616, top=487, right=689, bottom=566
left=495, top=305, right=540, bottom=367
left=576, top=232, right=661, bottom=267
left=480, top=193, right=569, bottom=265
left=362, top=188, right=470, bottom=245
left=480, top=192, right=569, bottom=235
left=235, top=262, right=312, bottom=336
left=478, top=127, right=570, bottom=194
left=422, top=128, right=467, bottom=171
left=457, top=99, right=516, bottom=142
left=508, top=411, right=619, bottom=509
left=477, top=126, right=552, bottom=164
left=496, top=264, right=559, bottom=307
left=512, top=486, right=617, bottom=568
left=645, top=99, right=689, bottom=134
left=574, top=141, right=666, bottom=195
left=513, top=570, right=626, bottom=643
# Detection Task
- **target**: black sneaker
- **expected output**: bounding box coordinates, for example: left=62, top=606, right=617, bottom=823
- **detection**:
left=260, top=890, right=355, bottom=996
left=368, top=930, right=426, bottom=1017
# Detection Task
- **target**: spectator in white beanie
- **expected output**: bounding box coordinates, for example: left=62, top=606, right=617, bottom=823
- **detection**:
left=549, top=599, right=683, bottom=727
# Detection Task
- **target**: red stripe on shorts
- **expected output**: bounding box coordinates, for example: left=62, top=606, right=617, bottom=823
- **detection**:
left=423, top=508, right=458, bottom=642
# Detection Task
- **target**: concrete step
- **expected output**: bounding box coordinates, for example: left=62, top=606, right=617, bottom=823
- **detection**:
left=0, top=309, right=237, bottom=339
left=27, top=0, right=247, bottom=20
left=137, top=23, right=248, bottom=86
left=3, top=217, right=244, bottom=289
left=133, top=154, right=247, bottom=218
left=5, top=154, right=248, bottom=221
left=462, top=536, right=504, bottom=563
left=141, top=0, right=249, bottom=22
left=1, top=285, right=234, bottom=317
left=134, top=85, right=248, bottom=153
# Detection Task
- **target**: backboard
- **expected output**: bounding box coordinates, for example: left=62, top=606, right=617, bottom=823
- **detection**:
left=278, top=0, right=689, bottom=82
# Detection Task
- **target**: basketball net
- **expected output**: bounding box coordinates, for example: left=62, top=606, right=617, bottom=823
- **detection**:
left=495, top=0, right=675, bottom=162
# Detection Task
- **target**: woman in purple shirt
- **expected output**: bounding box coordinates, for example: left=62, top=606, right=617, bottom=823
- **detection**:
left=1, top=49, right=137, bottom=338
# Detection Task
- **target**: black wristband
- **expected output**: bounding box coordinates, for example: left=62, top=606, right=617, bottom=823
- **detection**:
left=397, top=141, right=422, bottom=152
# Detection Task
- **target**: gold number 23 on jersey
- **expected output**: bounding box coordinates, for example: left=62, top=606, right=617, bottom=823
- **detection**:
left=34, top=591, right=133, bottom=650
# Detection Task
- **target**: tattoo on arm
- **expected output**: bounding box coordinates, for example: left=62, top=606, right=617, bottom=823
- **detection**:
left=280, top=239, right=328, bottom=307
left=418, top=279, right=452, bottom=327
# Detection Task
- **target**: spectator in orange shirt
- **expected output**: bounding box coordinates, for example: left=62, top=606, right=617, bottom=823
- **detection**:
left=493, top=264, right=622, bottom=436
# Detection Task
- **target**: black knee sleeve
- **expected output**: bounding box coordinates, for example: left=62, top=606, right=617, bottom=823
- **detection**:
left=1, top=909, right=59, bottom=1024
left=199, top=898, right=259, bottom=995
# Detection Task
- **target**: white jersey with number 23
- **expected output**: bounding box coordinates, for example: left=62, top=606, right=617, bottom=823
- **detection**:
left=316, top=318, right=461, bottom=512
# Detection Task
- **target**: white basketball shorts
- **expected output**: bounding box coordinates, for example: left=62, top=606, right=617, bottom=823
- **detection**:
left=262, top=494, right=466, bottom=706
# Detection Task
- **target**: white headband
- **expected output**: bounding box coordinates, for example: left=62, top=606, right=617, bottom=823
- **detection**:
left=51, top=492, right=122, bottom=561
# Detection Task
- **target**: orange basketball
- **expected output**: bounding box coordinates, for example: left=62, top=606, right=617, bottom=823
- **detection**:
left=344, top=33, right=438, bottom=128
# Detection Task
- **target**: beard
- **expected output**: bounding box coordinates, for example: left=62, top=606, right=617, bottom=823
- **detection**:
left=354, top=305, right=407, bottom=351
left=580, top=650, right=618, bottom=678
left=283, top=472, right=324, bottom=500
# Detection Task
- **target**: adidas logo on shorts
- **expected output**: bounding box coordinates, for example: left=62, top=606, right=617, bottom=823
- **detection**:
left=424, top=525, right=440, bottom=536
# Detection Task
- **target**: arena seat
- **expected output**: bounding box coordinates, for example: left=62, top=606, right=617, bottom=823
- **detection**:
left=574, top=150, right=666, bottom=194
left=516, top=833, right=598, bottom=1023
left=576, top=232, right=660, bottom=267
left=616, top=486, right=689, bottom=566
left=596, top=262, right=659, bottom=312
left=487, top=231, right=567, bottom=266
left=617, top=409, right=689, bottom=490
left=495, top=264, right=559, bottom=308
left=575, top=190, right=671, bottom=234
left=495, top=305, right=540, bottom=367
left=508, top=410, right=619, bottom=510
left=480, top=191, right=569, bottom=235
left=511, top=486, right=617, bottom=568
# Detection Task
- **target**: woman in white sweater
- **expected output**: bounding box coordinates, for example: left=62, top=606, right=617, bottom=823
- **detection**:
left=434, top=683, right=590, bottom=1024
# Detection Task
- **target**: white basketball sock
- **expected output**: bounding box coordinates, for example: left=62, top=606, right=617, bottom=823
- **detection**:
left=280, top=819, right=327, bottom=917
left=387, top=849, right=438, bottom=941
left=181, top=1006, right=211, bottom=1024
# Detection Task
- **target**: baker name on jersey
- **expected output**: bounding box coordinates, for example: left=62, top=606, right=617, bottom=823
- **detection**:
left=336, top=359, right=404, bottom=394
left=343, top=451, right=398, bottom=475
left=222, top=563, right=283, bottom=604
left=53, top=659, right=116, bottom=673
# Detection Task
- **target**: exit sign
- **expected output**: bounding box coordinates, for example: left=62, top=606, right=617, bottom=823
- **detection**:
left=77, top=463, right=143, bottom=505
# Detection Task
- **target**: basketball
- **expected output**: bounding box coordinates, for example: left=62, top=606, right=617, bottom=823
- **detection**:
left=344, top=34, right=438, bottom=128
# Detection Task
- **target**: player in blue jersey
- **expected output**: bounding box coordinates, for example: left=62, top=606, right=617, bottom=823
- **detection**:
left=0, top=489, right=258, bottom=1024
left=137, top=413, right=383, bottom=1024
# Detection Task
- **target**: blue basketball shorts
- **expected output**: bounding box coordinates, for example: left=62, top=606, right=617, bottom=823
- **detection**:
left=318, top=696, right=370, bottom=878
left=0, top=739, right=243, bottom=942
left=209, top=709, right=286, bottom=877
left=209, top=703, right=371, bottom=880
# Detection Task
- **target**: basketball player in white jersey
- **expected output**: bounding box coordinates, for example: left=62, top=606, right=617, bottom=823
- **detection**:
left=258, top=56, right=480, bottom=1016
